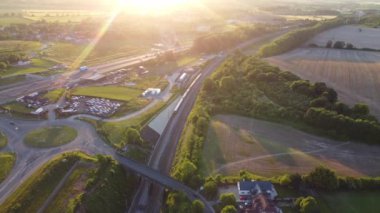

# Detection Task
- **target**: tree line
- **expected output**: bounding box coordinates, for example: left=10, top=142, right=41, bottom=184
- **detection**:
left=192, top=25, right=274, bottom=53
left=258, top=17, right=350, bottom=57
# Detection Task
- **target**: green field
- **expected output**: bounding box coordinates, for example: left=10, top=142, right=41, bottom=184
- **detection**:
left=1, top=102, right=34, bottom=114
left=43, top=88, right=65, bottom=102
left=72, top=86, right=143, bottom=102
left=0, top=40, right=41, bottom=55
left=0, top=131, right=7, bottom=148
left=0, top=153, right=15, bottom=183
left=1, top=58, right=56, bottom=77
left=0, top=17, right=33, bottom=26
left=319, top=191, right=380, bottom=213
left=24, top=126, right=78, bottom=148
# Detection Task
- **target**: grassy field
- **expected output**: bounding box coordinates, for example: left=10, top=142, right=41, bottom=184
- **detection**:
left=0, top=153, right=15, bottom=183
left=319, top=191, right=380, bottom=213
left=43, top=88, right=65, bottom=102
left=0, top=17, right=33, bottom=26
left=1, top=58, right=56, bottom=77
left=0, top=40, right=41, bottom=55
left=0, top=131, right=7, bottom=148
left=46, top=40, right=148, bottom=65
left=72, top=86, right=144, bottom=102
left=1, top=102, right=34, bottom=114
left=0, top=75, right=26, bottom=88
left=201, top=115, right=380, bottom=177
left=24, top=126, right=78, bottom=148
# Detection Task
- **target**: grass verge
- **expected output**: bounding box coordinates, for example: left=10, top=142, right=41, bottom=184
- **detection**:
left=0, top=131, right=7, bottom=148
left=24, top=126, right=77, bottom=148
left=0, top=152, right=15, bottom=183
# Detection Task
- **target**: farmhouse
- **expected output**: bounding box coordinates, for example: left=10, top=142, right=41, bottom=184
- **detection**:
left=237, top=180, right=281, bottom=213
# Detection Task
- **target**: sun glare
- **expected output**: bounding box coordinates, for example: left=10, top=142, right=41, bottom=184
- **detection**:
left=118, top=0, right=190, bottom=13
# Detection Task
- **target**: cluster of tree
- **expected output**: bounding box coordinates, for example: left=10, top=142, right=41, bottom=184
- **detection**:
left=0, top=53, right=28, bottom=70
left=192, top=25, right=273, bottom=53
left=204, top=56, right=380, bottom=143
left=259, top=17, right=349, bottom=57
left=325, top=40, right=354, bottom=49
left=279, top=166, right=380, bottom=192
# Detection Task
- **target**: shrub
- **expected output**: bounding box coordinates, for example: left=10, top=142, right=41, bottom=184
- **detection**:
left=220, top=193, right=237, bottom=208
left=221, top=205, right=238, bottom=213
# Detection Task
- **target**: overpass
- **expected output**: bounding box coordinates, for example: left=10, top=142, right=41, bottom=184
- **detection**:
left=115, top=154, right=215, bottom=213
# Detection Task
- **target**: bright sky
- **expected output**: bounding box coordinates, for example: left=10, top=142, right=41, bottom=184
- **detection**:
left=117, top=0, right=196, bottom=13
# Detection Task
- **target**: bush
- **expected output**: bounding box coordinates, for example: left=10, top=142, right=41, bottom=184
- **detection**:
left=191, top=199, right=205, bottom=213
left=221, top=205, right=238, bottom=213
left=298, top=196, right=319, bottom=213
left=304, top=166, right=338, bottom=191
left=220, top=193, right=237, bottom=208
left=203, top=180, right=218, bottom=199
left=333, top=41, right=346, bottom=49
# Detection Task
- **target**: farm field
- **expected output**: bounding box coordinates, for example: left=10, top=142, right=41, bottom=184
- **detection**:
left=201, top=115, right=380, bottom=177
left=307, top=25, right=380, bottom=49
left=267, top=47, right=380, bottom=119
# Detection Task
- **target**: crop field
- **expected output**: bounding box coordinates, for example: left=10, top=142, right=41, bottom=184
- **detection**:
left=267, top=47, right=380, bottom=119
left=307, top=25, right=380, bottom=49
left=201, top=115, right=380, bottom=177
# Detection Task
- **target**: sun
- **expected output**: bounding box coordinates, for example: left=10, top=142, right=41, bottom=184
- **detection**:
left=118, top=0, right=190, bottom=13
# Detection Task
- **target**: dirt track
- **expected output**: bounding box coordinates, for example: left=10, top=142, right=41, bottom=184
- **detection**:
left=203, top=115, right=380, bottom=177
left=267, top=47, right=380, bottom=119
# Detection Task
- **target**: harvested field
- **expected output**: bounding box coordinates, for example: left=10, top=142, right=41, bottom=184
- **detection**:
left=267, top=47, right=380, bottom=119
left=307, top=25, right=380, bottom=49
left=201, top=115, right=380, bottom=177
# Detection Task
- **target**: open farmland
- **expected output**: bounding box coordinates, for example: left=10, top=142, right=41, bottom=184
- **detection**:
left=201, top=115, right=380, bottom=177
left=266, top=25, right=380, bottom=119
left=307, top=25, right=380, bottom=49
left=267, top=48, right=380, bottom=119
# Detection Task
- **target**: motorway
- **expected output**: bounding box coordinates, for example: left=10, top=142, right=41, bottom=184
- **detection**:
left=0, top=47, right=188, bottom=105
left=0, top=29, right=293, bottom=211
